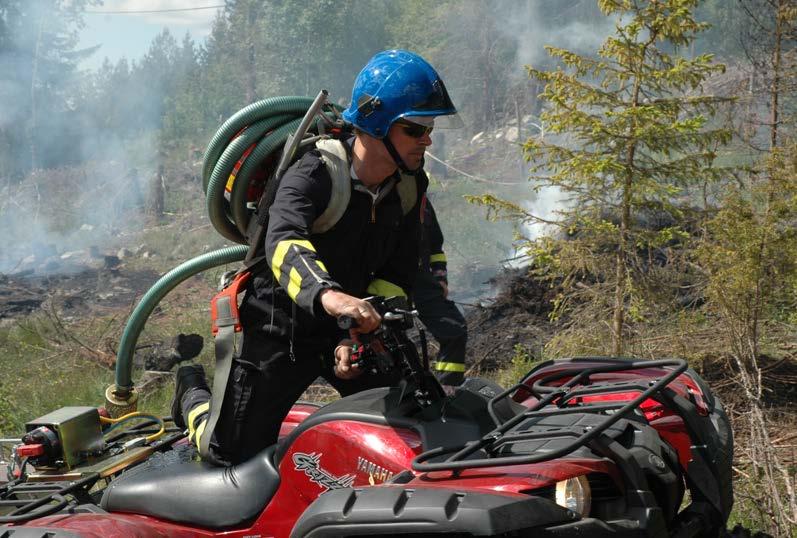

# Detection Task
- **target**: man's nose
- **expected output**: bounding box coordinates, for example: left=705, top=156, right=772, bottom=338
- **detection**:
left=420, top=133, right=432, bottom=146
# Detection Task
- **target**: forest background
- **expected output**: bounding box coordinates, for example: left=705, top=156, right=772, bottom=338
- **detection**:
left=0, top=0, right=795, bottom=534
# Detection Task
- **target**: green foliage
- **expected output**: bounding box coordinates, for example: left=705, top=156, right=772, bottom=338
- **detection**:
left=494, top=344, right=540, bottom=388
left=0, top=380, right=17, bottom=435
left=698, top=143, right=797, bottom=359
left=473, top=0, right=734, bottom=355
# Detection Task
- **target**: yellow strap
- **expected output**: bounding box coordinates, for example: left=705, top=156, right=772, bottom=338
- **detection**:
left=271, top=239, right=316, bottom=282
left=430, top=253, right=447, bottom=264
left=366, top=278, right=407, bottom=298
left=434, top=361, right=466, bottom=372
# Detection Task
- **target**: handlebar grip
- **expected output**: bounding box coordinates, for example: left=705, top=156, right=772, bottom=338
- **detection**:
left=337, top=315, right=357, bottom=330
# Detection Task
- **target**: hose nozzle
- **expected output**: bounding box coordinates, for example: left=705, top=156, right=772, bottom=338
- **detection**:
left=104, top=384, right=139, bottom=418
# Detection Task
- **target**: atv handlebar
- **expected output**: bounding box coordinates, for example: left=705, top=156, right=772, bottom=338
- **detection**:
left=336, top=296, right=442, bottom=404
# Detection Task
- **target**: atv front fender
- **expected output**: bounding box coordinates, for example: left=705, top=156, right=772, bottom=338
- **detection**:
left=290, top=486, right=644, bottom=537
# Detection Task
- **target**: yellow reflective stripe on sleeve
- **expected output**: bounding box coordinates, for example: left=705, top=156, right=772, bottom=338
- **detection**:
left=434, top=361, right=466, bottom=372
left=316, top=260, right=328, bottom=273
left=430, top=253, right=447, bottom=264
left=271, top=239, right=317, bottom=282
left=287, top=267, right=302, bottom=300
left=366, top=278, right=407, bottom=298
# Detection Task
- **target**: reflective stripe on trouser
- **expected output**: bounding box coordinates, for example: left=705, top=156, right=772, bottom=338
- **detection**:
left=434, top=361, right=466, bottom=372
left=188, top=401, right=210, bottom=450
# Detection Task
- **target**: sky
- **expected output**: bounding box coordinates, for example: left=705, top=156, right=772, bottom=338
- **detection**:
left=78, top=1, right=224, bottom=70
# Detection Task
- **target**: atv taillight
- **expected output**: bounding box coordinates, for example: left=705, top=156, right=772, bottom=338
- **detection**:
left=686, top=385, right=710, bottom=416
left=573, top=392, right=667, bottom=420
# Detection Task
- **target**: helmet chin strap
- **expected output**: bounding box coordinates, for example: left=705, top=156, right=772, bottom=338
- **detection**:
left=382, top=136, right=419, bottom=174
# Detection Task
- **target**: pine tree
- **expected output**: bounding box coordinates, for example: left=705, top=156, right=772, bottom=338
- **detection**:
left=0, top=0, right=95, bottom=179
left=470, top=0, right=733, bottom=355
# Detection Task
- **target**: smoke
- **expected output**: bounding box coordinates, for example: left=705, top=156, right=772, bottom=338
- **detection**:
left=523, top=185, right=567, bottom=243
left=493, top=0, right=617, bottom=243
left=0, top=2, right=167, bottom=275
left=505, top=0, right=617, bottom=72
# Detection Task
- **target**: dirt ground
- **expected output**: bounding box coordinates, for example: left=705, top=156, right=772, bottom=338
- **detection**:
left=462, top=267, right=557, bottom=373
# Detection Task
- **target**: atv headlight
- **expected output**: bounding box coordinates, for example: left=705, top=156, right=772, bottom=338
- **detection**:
left=555, top=475, right=591, bottom=516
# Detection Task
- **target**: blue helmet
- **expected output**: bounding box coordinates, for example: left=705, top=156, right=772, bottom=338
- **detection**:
left=342, top=50, right=460, bottom=138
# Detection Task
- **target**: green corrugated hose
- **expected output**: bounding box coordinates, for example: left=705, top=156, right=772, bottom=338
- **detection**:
left=112, top=95, right=325, bottom=400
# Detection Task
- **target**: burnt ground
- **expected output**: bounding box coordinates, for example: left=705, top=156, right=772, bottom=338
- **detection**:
left=0, top=265, right=161, bottom=325
left=462, top=267, right=557, bottom=373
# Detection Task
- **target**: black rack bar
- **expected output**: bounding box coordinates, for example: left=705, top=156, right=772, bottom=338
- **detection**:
left=0, top=472, right=99, bottom=524
left=413, top=359, right=687, bottom=472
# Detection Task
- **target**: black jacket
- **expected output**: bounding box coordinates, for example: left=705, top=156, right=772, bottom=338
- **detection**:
left=420, top=198, right=447, bottom=275
left=245, top=139, right=427, bottom=344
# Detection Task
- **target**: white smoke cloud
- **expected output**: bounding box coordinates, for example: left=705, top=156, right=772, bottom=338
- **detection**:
left=500, top=0, right=617, bottom=72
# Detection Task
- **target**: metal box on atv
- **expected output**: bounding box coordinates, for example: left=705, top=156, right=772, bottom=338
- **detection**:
left=1, top=300, right=733, bottom=537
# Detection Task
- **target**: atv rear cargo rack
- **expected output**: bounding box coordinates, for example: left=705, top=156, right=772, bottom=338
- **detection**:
left=0, top=473, right=100, bottom=523
left=413, top=358, right=688, bottom=472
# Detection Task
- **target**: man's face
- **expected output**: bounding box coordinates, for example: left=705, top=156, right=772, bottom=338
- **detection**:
left=386, top=118, right=433, bottom=171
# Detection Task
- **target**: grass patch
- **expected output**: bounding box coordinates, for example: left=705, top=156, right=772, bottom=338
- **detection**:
left=0, top=318, right=115, bottom=435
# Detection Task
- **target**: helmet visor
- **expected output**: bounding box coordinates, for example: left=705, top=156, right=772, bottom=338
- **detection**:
left=401, top=112, right=464, bottom=130
left=402, top=77, right=463, bottom=129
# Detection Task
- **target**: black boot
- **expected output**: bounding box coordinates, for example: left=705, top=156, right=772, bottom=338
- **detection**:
left=171, top=364, right=209, bottom=430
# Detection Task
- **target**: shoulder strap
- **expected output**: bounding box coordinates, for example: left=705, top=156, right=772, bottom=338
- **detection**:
left=307, top=138, right=419, bottom=234
left=313, top=138, right=351, bottom=234
left=397, top=172, right=418, bottom=216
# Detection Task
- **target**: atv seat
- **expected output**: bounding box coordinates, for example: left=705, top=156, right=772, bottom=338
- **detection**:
left=100, top=443, right=279, bottom=529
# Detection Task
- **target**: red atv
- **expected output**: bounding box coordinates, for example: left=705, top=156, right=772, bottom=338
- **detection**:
left=0, top=298, right=733, bottom=537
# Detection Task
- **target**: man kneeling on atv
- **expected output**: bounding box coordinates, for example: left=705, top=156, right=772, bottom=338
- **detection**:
left=172, top=49, right=462, bottom=466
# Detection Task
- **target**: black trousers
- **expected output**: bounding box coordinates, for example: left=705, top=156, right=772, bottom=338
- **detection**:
left=187, top=318, right=399, bottom=465
left=413, top=271, right=468, bottom=385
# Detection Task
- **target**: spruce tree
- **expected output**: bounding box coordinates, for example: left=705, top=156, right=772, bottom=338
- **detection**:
left=470, top=0, right=733, bottom=355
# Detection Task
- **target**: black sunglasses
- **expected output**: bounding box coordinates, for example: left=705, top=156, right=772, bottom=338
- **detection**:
left=396, top=120, right=433, bottom=138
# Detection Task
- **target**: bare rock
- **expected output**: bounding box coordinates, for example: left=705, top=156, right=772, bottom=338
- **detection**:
left=505, top=127, right=519, bottom=143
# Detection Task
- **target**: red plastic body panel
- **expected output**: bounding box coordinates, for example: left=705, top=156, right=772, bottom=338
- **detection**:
left=255, top=420, right=423, bottom=538
left=516, top=360, right=708, bottom=469
left=278, top=403, right=321, bottom=438
left=9, top=396, right=624, bottom=537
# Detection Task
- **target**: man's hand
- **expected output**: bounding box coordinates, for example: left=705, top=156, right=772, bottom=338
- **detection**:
left=319, top=289, right=381, bottom=333
left=333, top=339, right=361, bottom=380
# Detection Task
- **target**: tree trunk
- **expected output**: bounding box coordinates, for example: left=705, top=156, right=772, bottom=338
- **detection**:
left=28, top=16, right=45, bottom=172
left=613, top=171, right=632, bottom=356
left=245, top=2, right=257, bottom=104
left=769, top=0, right=783, bottom=151
left=148, top=165, right=165, bottom=220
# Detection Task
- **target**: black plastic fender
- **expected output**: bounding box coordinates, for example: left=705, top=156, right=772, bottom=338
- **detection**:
left=289, top=486, right=579, bottom=537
